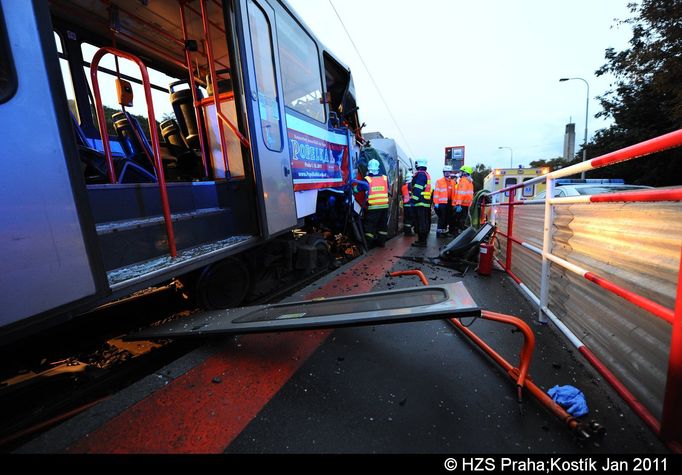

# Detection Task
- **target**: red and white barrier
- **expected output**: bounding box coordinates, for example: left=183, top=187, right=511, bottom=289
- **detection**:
left=486, top=129, right=682, bottom=451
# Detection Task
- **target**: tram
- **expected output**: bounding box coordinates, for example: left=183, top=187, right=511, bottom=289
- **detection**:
left=0, top=0, right=401, bottom=342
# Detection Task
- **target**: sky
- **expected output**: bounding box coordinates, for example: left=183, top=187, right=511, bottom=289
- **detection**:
left=286, top=0, right=635, bottom=173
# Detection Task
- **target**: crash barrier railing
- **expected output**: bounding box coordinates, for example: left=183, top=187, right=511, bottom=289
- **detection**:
left=484, top=129, right=682, bottom=451
left=388, top=270, right=592, bottom=438
left=90, top=47, right=177, bottom=258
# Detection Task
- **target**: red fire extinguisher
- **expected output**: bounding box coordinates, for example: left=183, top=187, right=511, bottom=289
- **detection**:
left=478, top=242, right=494, bottom=276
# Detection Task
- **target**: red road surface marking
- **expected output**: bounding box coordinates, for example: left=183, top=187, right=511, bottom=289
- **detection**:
left=67, top=237, right=415, bottom=453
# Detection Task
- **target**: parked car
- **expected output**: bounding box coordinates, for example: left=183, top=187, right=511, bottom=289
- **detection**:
left=532, top=183, right=652, bottom=200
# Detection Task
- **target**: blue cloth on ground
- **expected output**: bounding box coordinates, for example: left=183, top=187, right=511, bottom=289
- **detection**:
left=548, top=385, right=589, bottom=417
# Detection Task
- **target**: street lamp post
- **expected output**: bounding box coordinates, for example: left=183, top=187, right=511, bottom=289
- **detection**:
left=498, top=146, right=513, bottom=168
left=560, top=77, right=590, bottom=179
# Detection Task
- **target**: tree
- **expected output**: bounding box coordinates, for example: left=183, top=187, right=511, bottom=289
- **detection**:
left=471, top=163, right=491, bottom=192
left=529, top=156, right=580, bottom=172
left=590, top=0, right=682, bottom=186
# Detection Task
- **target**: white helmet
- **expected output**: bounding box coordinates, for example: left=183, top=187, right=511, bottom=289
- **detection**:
left=368, top=159, right=380, bottom=174
left=415, top=159, right=428, bottom=169
left=443, top=165, right=453, bottom=173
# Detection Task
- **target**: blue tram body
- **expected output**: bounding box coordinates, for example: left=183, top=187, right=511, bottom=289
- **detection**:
left=0, top=0, right=377, bottom=342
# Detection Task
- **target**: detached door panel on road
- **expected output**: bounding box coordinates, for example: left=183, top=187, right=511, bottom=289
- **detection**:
left=127, top=282, right=481, bottom=340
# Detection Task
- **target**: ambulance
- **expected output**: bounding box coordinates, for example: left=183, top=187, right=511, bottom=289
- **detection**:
left=483, top=167, right=550, bottom=203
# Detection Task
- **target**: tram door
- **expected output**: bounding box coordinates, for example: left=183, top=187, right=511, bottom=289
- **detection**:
left=0, top=0, right=105, bottom=335
left=237, top=0, right=297, bottom=237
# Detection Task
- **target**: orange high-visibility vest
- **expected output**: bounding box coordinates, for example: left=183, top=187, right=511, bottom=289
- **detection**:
left=365, top=175, right=389, bottom=210
left=401, top=183, right=412, bottom=206
left=455, top=176, right=474, bottom=206
left=433, top=177, right=455, bottom=205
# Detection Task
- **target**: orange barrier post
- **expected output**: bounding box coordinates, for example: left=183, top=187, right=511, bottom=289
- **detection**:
left=388, top=269, right=429, bottom=287
left=389, top=269, right=586, bottom=437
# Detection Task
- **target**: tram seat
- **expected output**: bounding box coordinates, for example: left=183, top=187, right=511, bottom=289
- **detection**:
left=160, top=119, right=205, bottom=180
left=160, top=118, right=187, bottom=150
left=70, top=113, right=156, bottom=184
left=111, top=111, right=189, bottom=181
left=206, top=69, right=232, bottom=97
left=169, top=81, right=203, bottom=150
left=112, top=111, right=160, bottom=174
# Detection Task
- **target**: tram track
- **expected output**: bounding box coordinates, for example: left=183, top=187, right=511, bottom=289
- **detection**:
left=0, top=261, right=340, bottom=452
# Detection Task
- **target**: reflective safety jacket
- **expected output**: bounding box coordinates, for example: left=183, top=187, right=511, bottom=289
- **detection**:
left=454, top=175, right=474, bottom=207
left=411, top=170, right=432, bottom=207
left=365, top=175, right=389, bottom=210
left=432, top=177, right=455, bottom=205
left=402, top=183, right=412, bottom=206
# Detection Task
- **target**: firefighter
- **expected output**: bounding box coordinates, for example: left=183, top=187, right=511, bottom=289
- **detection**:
left=433, top=165, right=455, bottom=237
left=401, top=171, right=415, bottom=235
left=355, top=158, right=390, bottom=248
left=453, top=165, right=474, bottom=234
left=447, top=170, right=461, bottom=235
left=410, top=159, right=432, bottom=247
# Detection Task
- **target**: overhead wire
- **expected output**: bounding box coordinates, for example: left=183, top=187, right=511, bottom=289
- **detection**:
left=327, top=0, right=416, bottom=159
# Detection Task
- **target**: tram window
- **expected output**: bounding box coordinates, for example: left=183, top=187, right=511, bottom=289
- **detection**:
left=275, top=7, right=325, bottom=123
left=247, top=0, right=283, bottom=151
left=0, top=4, right=17, bottom=104
left=80, top=42, right=179, bottom=137
left=54, top=32, right=80, bottom=123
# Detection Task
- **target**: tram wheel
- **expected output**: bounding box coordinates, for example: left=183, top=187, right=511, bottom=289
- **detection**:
left=313, top=239, right=332, bottom=269
left=196, top=257, right=251, bottom=309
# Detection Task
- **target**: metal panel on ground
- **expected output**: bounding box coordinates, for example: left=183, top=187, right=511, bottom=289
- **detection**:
left=126, top=282, right=480, bottom=340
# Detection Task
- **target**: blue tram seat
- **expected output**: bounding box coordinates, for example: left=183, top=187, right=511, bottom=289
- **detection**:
left=112, top=111, right=203, bottom=181
left=70, top=113, right=156, bottom=184
left=112, top=110, right=160, bottom=177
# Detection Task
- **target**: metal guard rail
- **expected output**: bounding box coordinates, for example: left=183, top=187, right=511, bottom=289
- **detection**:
left=388, top=270, right=588, bottom=438
left=483, top=128, right=682, bottom=451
